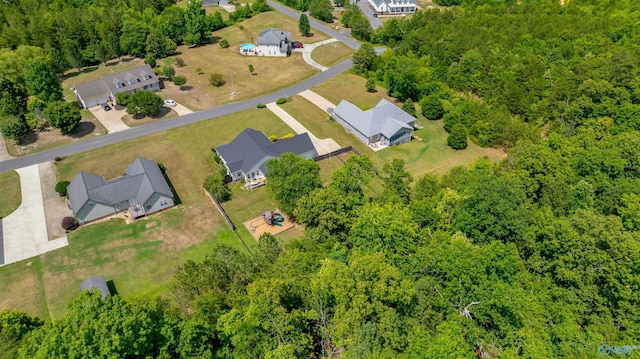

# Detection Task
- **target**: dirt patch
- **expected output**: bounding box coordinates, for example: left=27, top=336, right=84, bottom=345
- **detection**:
left=145, top=221, right=158, bottom=229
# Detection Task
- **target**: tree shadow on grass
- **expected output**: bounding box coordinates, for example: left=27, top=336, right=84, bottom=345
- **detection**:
left=160, top=166, right=182, bottom=205
left=16, top=131, right=39, bottom=146
left=179, top=85, right=193, bottom=91
left=106, top=280, right=119, bottom=296
left=67, top=121, right=96, bottom=139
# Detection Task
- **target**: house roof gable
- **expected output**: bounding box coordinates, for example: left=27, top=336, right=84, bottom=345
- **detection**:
left=335, top=98, right=414, bottom=138
left=257, top=28, right=291, bottom=45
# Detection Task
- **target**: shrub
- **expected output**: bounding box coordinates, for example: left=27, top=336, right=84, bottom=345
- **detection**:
left=238, top=25, right=245, bottom=30
left=276, top=98, right=287, bottom=105
left=219, top=39, right=229, bottom=48
left=420, top=95, right=444, bottom=120
left=365, top=78, right=376, bottom=92
left=257, top=103, right=266, bottom=108
left=209, top=73, right=225, bottom=87
left=175, top=57, right=186, bottom=67
left=61, top=216, right=77, bottom=231
left=269, top=135, right=278, bottom=142
left=195, top=67, right=203, bottom=74
left=213, top=154, right=222, bottom=164
left=162, top=65, right=175, bottom=79
left=443, top=111, right=462, bottom=133
left=447, top=123, right=468, bottom=150
left=55, top=180, right=71, bottom=196
left=281, top=133, right=295, bottom=139
left=173, top=76, right=187, bottom=86
left=144, top=54, right=156, bottom=68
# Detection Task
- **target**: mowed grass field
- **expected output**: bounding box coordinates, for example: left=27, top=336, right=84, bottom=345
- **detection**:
left=310, top=42, right=353, bottom=67
left=0, top=171, right=21, bottom=218
left=0, top=108, right=294, bottom=321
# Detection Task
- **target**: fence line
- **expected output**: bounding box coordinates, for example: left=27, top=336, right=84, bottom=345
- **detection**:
left=314, top=146, right=378, bottom=175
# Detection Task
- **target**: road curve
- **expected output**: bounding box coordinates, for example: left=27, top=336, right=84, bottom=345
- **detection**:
left=0, top=59, right=353, bottom=173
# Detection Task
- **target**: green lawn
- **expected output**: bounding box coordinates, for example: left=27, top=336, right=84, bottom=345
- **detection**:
left=310, top=42, right=353, bottom=67
left=0, top=108, right=293, bottom=321
left=0, top=171, right=21, bottom=218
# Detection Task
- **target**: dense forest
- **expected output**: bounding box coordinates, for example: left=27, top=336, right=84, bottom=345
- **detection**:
left=2, top=0, right=640, bottom=358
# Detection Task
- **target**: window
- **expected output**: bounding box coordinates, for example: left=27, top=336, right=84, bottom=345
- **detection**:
left=160, top=200, right=168, bottom=206
left=128, top=77, right=139, bottom=85
left=115, top=81, right=125, bottom=88
left=143, top=74, right=152, bottom=80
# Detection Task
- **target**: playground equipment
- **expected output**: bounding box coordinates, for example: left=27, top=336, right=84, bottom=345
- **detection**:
left=263, top=211, right=284, bottom=227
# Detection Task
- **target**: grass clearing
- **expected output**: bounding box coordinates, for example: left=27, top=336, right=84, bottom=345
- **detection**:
left=0, top=170, right=21, bottom=217
left=310, top=42, right=353, bottom=67
left=313, top=72, right=396, bottom=110
left=0, top=108, right=293, bottom=321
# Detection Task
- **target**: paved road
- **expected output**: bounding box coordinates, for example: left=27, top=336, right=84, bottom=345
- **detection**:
left=267, top=0, right=361, bottom=50
left=357, top=1, right=383, bottom=29
left=0, top=59, right=352, bottom=174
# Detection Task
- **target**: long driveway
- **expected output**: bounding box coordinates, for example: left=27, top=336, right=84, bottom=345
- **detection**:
left=1, top=165, right=68, bottom=265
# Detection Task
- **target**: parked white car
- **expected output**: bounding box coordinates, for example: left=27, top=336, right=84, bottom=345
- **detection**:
left=164, top=99, right=177, bottom=107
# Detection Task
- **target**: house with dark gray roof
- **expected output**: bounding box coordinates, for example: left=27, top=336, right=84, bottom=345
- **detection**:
left=68, top=157, right=175, bottom=224
left=80, top=275, right=111, bottom=300
left=333, top=98, right=415, bottom=147
left=256, top=28, right=291, bottom=57
left=369, top=0, right=416, bottom=14
left=215, top=128, right=317, bottom=182
left=72, top=64, right=160, bottom=109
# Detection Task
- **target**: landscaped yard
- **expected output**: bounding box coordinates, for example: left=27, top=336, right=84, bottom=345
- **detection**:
left=0, top=108, right=294, bottom=321
left=0, top=170, right=21, bottom=218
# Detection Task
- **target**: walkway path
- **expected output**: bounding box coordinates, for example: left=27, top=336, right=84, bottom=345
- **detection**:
left=1, top=165, right=68, bottom=265
left=266, top=102, right=340, bottom=155
left=295, top=38, right=340, bottom=72
left=299, top=89, right=337, bottom=110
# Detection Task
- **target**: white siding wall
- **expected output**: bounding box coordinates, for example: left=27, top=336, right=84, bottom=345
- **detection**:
left=257, top=45, right=286, bottom=57
left=144, top=193, right=175, bottom=215
left=77, top=202, right=116, bottom=223
left=334, top=115, right=371, bottom=145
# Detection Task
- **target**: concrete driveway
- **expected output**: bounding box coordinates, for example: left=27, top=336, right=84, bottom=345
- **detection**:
left=89, top=105, right=129, bottom=133
left=266, top=102, right=341, bottom=155
left=1, top=165, right=68, bottom=265
left=168, top=103, right=193, bottom=116
left=299, top=89, right=337, bottom=111
left=358, top=1, right=382, bottom=29
left=293, top=38, right=340, bottom=72
left=0, top=135, right=12, bottom=161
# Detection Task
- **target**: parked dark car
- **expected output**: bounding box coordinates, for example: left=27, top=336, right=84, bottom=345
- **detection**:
left=101, top=103, right=111, bottom=111
left=291, top=41, right=304, bottom=49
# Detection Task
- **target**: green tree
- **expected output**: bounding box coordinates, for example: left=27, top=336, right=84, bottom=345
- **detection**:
left=204, top=174, right=231, bottom=202
left=419, top=95, right=444, bottom=120
left=209, top=73, right=225, bottom=87
left=381, top=158, right=413, bottom=204
left=119, top=19, right=150, bottom=57
left=447, top=123, right=468, bottom=150
left=43, top=101, right=81, bottom=133
left=145, top=32, right=177, bottom=59
left=0, top=115, right=29, bottom=140
left=0, top=309, right=43, bottom=358
left=352, top=44, right=378, bottom=75
left=402, top=98, right=417, bottom=117
left=158, top=6, right=187, bottom=45
left=126, top=90, right=163, bottom=117
left=365, top=78, right=376, bottom=92
left=309, top=0, right=333, bottom=22
left=266, top=152, right=322, bottom=216
left=0, top=78, right=27, bottom=118
left=329, top=154, right=374, bottom=199
left=162, top=65, right=176, bottom=79
left=145, top=54, right=157, bottom=68
left=184, top=0, right=210, bottom=46
left=62, top=39, right=84, bottom=72
left=23, top=58, right=63, bottom=102
left=298, top=14, right=310, bottom=36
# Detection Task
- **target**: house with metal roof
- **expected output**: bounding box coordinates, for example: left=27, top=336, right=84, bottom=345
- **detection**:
left=80, top=275, right=111, bottom=300
left=67, top=157, right=175, bottom=224
left=214, top=128, right=317, bottom=183
left=72, top=64, right=160, bottom=109
left=333, top=98, right=415, bottom=147
left=369, top=0, right=417, bottom=14
left=256, top=28, right=291, bottom=57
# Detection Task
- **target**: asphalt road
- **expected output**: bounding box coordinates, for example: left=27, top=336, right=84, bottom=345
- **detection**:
left=357, top=1, right=382, bottom=29
left=0, top=2, right=368, bottom=174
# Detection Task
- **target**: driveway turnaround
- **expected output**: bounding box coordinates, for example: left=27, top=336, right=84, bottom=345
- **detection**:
left=89, top=106, right=129, bottom=133
left=1, top=165, right=68, bottom=265
left=266, top=102, right=341, bottom=155
left=299, top=89, right=337, bottom=110
left=295, top=38, right=340, bottom=72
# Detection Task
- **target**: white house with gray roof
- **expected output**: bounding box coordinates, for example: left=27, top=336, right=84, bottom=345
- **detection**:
left=333, top=98, right=415, bottom=147
left=68, top=157, right=174, bottom=224
left=369, top=0, right=416, bottom=14
left=215, top=128, right=316, bottom=182
left=256, top=28, right=291, bottom=57
left=72, top=64, right=160, bottom=109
